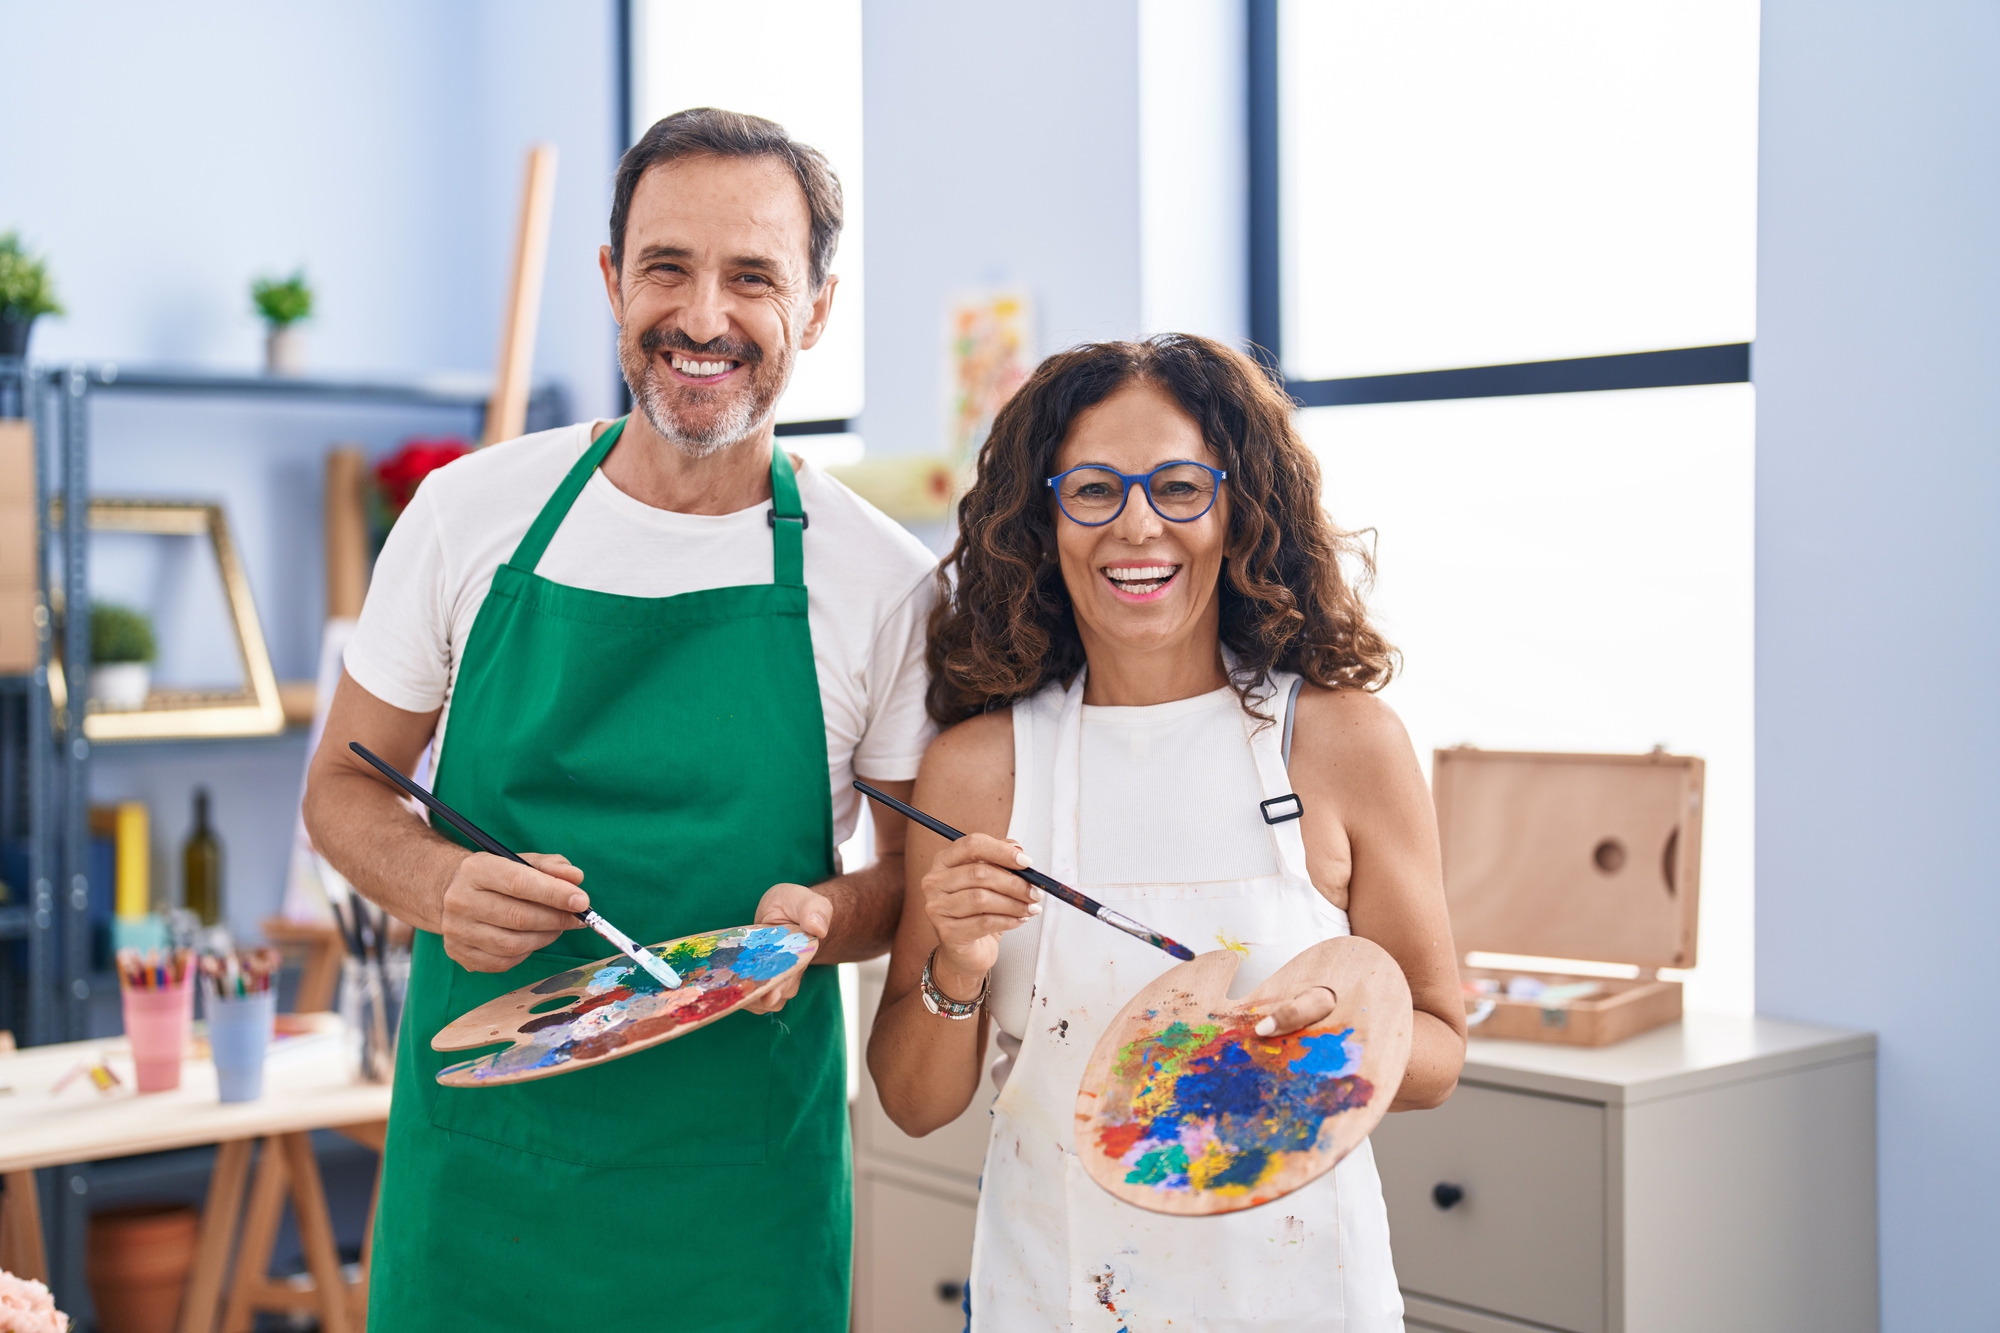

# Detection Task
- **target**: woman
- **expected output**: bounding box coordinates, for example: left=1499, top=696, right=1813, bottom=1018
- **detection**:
left=869, top=335, right=1466, bottom=1331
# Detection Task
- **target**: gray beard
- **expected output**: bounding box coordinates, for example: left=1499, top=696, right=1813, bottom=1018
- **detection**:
left=633, top=370, right=754, bottom=459
left=623, top=335, right=795, bottom=460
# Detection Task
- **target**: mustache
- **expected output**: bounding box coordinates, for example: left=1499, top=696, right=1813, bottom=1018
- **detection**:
left=638, top=325, right=764, bottom=365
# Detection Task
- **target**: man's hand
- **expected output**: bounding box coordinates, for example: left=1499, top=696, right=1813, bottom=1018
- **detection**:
left=439, top=852, right=588, bottom=973
left=743, top=881, right=833, bottom=1014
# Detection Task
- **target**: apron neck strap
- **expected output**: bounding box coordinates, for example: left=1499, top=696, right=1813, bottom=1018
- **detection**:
left=505, top=423, right=804, bottom=589
left=506, top=417, right=629, bottom=573
left=769, top=446, right=805, bottom=589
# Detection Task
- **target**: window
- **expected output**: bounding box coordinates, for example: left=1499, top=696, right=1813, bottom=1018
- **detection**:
left=1259, top=1, right=1759, bottom=1014
left=628, top=0, right=864, bottom=446
left=1276, top=0, right=1758, bottom=381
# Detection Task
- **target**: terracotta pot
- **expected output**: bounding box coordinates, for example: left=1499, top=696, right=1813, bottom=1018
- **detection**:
left=85, top=1203, right=198, bottom=1333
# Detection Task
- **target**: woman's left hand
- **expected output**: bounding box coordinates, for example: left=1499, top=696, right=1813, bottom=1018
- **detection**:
left=1252, top=985, right=1337, bottom=1037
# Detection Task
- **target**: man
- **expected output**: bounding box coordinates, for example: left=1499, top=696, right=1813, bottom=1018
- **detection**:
left=303, top=108, right=934, bottom=1331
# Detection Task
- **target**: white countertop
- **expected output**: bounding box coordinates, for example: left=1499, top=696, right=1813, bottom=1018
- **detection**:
left=1460, top=1012, right=1875, bottom=1106
left=0, top=1015, right=393, bottom=1172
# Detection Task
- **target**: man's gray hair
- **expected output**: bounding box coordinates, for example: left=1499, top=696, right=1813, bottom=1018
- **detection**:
left=609, top=107, right=844, bottom=291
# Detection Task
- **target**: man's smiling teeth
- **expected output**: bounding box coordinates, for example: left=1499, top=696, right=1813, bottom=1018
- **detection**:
left=1105, top=564, right=1179, bottom=594
left=670, top=354, right=733, bottom=377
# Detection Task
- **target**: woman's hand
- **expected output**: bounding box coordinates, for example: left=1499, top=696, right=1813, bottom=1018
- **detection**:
left=921, top=833, right=1043, bottom=994
left=1252, top=985, right=1337, bottom=1037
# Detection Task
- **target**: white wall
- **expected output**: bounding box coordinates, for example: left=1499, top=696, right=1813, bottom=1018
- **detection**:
left=1139, top=0, right=1249, bottom=345
left=0, top=1, right=621, bottom=940
left=1756, top=1, right=2000, bottom=1325
left=861, top=0, right=1145, bottom=456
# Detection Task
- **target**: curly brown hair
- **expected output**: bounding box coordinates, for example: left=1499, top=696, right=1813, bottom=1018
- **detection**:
left=926, top=334, right=1398, bottom=725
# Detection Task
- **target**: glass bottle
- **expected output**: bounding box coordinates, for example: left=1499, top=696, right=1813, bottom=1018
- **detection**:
left=183, top=787, right=223, bottom=926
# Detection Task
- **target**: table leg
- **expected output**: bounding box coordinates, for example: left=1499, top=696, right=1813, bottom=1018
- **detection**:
left=0, top=1169, right=46, bottom=1285
left=176, top=1139, right=254, bottom=1333
left=353, top=1140, right=382, bottom=1323
left=222, top=1139, right=289, bottom=1333
left=279, top=1132, right=352, bottom=1333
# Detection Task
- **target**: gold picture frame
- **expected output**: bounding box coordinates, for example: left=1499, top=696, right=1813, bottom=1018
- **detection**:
left=49, top=499, right=285, bottom=742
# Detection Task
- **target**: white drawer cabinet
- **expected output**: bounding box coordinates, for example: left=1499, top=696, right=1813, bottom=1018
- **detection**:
left=1373, top=1015, right=1878, bottom=1333
left=857, top=1172, right=978, bottom=1333
left=852, top=959, right=989, bottom=1332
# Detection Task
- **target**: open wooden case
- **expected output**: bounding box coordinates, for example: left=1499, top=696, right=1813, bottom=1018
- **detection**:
left=1433, top=747, right=1704, bottom=1047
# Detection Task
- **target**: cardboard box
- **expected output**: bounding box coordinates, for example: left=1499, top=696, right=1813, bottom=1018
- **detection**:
left=0, top=420, right=38, bottom=674
left=1434, top=746, right=1704, bottom=1047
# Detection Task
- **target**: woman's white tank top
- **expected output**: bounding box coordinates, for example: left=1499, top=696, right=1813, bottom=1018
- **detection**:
left=970, top=673, right=1405, bottom=1331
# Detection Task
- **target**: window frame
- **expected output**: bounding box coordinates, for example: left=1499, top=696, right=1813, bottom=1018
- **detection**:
left=615, top=1, right=856, bottom=439
left=1245, top=0, right=1751, bottom=405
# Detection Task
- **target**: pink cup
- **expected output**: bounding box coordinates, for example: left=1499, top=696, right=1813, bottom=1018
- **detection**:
left=122, top=982, right=194, bottom=1093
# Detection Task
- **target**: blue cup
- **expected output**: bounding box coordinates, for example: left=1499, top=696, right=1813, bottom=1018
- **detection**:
left=207, top=990, right=276, bottom=1103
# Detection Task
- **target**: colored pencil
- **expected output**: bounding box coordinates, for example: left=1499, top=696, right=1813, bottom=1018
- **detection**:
left=116, top=948, right=194, bottom=991
left=198, top=948, right=282, bottom=999
left=853, top=780, right=1197, bottom=961
left=347, top=742, right=683, bottom=989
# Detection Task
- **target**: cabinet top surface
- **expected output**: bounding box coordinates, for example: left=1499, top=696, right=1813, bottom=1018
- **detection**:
left=1460, top=1012, right=1874, bottom=1105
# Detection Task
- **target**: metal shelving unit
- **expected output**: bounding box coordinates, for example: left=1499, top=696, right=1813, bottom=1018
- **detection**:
left=1, top=358, right=564, bottom=1056
left=0, top=359, right=567, bottom=1047
left=0, top=357, right=569, bottom=1313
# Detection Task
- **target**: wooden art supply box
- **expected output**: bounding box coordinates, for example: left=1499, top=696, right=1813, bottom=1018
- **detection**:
left=1433, top=747, right=1702, bottom=1047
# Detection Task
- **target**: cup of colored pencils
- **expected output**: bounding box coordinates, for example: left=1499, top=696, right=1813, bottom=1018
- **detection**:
left=116, top=948, right=195, bottom=1093
left=200, top=949, right=282, bottom=1103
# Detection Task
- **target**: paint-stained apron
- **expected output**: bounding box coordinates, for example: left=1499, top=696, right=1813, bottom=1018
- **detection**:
left=368, top=419, right=848, bottom=1332
left=969, top=673, right=1404, bottom=1332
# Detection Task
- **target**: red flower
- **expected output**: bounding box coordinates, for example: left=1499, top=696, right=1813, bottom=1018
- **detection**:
left=374, top=438, right=471, bottom=514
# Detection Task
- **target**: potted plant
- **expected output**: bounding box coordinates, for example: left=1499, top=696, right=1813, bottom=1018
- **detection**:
left=90, top=602, right=157, bottom=711
left=251, top=269, right=313, bottom=375
left=0, top=231, right=62, bottom=359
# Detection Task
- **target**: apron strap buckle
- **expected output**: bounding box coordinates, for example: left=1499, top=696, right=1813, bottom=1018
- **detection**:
left=1260, top=793, right=1304, bottom=824
left=767, top=508, right=810, bottom=529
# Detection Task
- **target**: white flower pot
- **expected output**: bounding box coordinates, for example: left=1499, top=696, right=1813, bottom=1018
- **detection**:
left=91, top=662, right=152, bottom=711
left=265, top=326, right=304, bottom=376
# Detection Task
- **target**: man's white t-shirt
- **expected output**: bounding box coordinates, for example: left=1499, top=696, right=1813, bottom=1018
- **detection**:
left=343, top=421, right=939, bottom=847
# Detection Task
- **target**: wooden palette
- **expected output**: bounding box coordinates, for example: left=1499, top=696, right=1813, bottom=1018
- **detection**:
left=1074, top=935, right=1412, bottom=1215
left=431, top=923, right=816, bottom=1087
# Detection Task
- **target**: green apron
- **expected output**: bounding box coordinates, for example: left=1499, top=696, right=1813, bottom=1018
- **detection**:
left=368, top=419, right=848, bottom=1331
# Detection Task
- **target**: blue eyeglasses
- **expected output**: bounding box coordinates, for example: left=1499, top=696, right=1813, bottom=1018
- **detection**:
left=1046, top=461, right=1229, bottom=527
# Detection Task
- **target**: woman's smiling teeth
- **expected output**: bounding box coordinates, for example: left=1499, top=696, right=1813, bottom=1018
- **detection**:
left=1104, top=564, right=1180, bottom=595
left=670, top=353, right=735, bottom=378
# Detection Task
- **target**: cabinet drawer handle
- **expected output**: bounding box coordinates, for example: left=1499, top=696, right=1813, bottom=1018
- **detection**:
left=937, top=1281, right=965, bottom=1305
left=1432, top=1182, right=1465, bottom=1210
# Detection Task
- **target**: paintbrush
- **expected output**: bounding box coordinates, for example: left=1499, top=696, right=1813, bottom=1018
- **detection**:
left=348, top=742, right=683, bottom=989
left=853, top=780, right=1196, bottom=961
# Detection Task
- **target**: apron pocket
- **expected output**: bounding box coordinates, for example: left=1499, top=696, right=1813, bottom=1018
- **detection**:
left=429, top=947, right=774, bottom=1168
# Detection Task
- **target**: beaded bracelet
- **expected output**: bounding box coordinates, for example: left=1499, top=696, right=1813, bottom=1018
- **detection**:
left=920, top=947, right=986, bottom=1020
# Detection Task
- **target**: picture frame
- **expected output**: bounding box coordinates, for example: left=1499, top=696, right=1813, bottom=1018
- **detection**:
left=50, top=499, right=285, bottom=741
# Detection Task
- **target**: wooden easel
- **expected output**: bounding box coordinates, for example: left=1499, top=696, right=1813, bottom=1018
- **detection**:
left=484, top=144, right=558, bottom=445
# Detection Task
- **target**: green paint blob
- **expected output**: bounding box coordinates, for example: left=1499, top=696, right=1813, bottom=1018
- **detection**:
left=1127, top=1143, right=1189, bottom=1186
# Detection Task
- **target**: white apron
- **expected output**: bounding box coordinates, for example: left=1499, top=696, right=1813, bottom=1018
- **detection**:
left=969, top=673, right=1404, bottom=1332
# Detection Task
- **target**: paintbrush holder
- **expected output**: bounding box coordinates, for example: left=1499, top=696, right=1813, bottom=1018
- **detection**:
left=1434, top=746, right=1705, bottom=1048
left=340, top=952, right=409, bottom=1083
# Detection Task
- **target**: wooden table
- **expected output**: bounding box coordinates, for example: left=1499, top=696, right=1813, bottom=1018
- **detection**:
left=0, top=1016, right=392, bottom=1333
